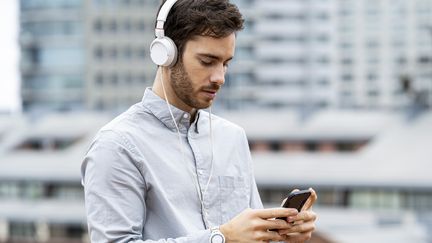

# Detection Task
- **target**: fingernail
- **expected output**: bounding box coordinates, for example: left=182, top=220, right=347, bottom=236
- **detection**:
left=287, top=216, right=295, bottom=222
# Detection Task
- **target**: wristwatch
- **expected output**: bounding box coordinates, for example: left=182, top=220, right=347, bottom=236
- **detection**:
left=209, top=226, right=225, bottom=243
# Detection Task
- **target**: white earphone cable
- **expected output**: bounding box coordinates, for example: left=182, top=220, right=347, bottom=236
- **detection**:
left=159, top=67, right=214, bottom=228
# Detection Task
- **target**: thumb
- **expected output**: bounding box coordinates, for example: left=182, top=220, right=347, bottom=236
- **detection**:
left=303, top=188, right=317, bottom=211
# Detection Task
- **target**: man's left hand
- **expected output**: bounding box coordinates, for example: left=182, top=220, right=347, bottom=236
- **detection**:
left=278, top=188, right=318, bottom=243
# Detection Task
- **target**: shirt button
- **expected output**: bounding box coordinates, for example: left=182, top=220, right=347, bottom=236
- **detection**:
left=183, top=113, right=189, bottom=119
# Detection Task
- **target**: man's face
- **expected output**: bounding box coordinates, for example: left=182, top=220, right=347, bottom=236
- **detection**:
left=169, top=33, right=236, bottom=110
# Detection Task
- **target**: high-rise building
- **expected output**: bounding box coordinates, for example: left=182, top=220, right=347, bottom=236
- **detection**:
left=19, top=0, right=86, bottom=112
left=19, top=0, right=160, bottom=113
left=84, top=0, right=159, bottom=111
left=19, top=0, right=432, bottom=112
left=222, top=0, right=432, bottom=111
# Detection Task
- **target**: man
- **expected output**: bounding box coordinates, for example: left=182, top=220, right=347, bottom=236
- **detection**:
left=81, top=0, right=317, bottom=242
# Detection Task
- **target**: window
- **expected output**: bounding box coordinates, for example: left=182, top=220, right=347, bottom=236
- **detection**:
left=109, top=47, right=118, bottom=59
left=39, top=46, right=84, bottom=68
left=136, top=20, right=146, bottom=32
left=21, top=0, right=82, bottom=9
left=366, top=40, right=380, bottom=48
left=93, top=19, right=103, bottom=32
left=109, top=20, right=118, bottom=32
left=22, top=21, right=82, bottom=37
left=95, top=73, right=104, bottom=86
left=9, top=222, right=36, bottom=240
left=14, top=137, right=82, bottom=151
left=122, top=20, right=131, bottom=32
left=94, top=46, right=104, bottom=59
left=317, top=56, right=330, bottom=64
left=110, top=73, right=119, bottom=85
left=350, top=190, right=402, bottom=210
left=50, top=224, right=85, bottom=239
left=341, top=74, right=354, bottom=82
left=367, top=89, right=380, bottom=97
left=24, top=74, right=83, bottom=90
left=49, top=184, right=84, bottom=200
left=122, top=46, right=132, bottom=59
left=137, top=47, right=146, bottom=60
left=367, top=73, right=378, bottom=81
left=340, top=42, right=353, bottom=49
left=341, top=57, right=353, bottom=65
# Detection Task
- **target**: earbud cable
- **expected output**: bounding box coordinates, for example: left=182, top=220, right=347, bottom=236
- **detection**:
left=159, top=67, right=214, bottom=228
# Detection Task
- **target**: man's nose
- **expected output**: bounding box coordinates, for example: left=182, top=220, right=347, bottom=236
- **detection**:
left=210, top=64, right=225, bottom=86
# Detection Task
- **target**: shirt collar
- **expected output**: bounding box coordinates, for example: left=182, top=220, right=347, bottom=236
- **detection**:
left=141, top=88, right=201, bottom=133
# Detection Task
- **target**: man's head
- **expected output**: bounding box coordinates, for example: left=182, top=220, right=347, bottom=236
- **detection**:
left=152, top=0, right=244, bottom=111
left=159, top=0, right=244, bottom=64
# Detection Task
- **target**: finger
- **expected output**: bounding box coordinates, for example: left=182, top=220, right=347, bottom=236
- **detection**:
left=287, top=210, right=317, bottom=224
left=262, top=218, right=292, bottom=230
left=302, top=188, right=317, bottom=211
left=255, top=230, right=286, bottom=242
left=283, top=231, right=313, bottom=243
left=254, top=208, right=298, bottom=219
left=278, top=220, right=316, bottom=235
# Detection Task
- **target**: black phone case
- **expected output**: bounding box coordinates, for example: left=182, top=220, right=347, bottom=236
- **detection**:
left=277, top=190, right=311, bottom=220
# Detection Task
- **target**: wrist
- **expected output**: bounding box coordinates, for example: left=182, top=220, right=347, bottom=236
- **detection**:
left=219, top=224, right=231, bottom=242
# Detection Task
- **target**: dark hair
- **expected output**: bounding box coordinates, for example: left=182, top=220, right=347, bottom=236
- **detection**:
left=156, top=0, right=244, bottom=59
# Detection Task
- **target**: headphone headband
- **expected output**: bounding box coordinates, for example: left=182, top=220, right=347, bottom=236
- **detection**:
left=150, top=0, right=179, bottom=66
left=155, top=0, right=178, bottom=38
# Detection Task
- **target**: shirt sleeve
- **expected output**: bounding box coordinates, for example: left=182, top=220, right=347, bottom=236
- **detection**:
left=81, top=130, right=211, bottom=243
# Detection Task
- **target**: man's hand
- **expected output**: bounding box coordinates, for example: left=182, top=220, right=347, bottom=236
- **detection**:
left=278, top=188, right=318, bottom=243
left=220, top=207, right=298, bottom=243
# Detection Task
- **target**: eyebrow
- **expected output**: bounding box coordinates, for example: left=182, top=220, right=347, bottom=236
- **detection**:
left=196, top=53, right=233, bottom=63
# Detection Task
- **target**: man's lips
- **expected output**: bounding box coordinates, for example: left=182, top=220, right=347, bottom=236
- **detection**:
left=201, top=89, right=218, bottom=98
left=202, top=89, right=218, bottom=94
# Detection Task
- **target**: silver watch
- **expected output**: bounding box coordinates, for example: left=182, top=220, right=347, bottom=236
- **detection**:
left=209, top=226, right=225, bottom=243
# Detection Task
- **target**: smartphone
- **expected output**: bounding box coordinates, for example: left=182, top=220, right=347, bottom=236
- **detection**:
left=276, top=189, right=311, bottom=220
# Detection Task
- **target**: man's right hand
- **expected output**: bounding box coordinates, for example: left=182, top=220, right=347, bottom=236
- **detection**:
left=219, top=208, right=298, bottom=243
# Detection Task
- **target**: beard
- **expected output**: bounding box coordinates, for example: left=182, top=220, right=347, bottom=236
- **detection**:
left=170, top=59, right=220, bottom=110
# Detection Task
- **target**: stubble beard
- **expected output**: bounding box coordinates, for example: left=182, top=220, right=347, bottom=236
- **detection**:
left=170, top=59, right=215, bottom=110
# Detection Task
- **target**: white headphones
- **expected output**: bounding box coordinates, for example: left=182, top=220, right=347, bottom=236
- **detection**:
left=150, top=0, right=178, bottom=67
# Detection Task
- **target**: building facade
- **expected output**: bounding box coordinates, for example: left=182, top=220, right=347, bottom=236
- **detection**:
left=19, top=0, right=86, bottom=112
left=223, top=0, right=432, bottom=110
left=19, top=0, right=432, bottom=112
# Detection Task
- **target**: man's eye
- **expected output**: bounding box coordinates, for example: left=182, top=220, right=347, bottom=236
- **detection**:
left=200, top=60, right=213, bottom=66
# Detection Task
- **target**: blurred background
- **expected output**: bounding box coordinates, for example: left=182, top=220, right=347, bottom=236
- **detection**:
left=0, top=0, right=431, bottom=242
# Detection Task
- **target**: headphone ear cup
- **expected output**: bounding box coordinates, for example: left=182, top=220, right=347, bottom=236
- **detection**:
left=150, top=36, right=178, bottom=67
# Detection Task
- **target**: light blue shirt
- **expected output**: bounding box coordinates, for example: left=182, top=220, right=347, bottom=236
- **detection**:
left=81, top=88, right=263, bottom=242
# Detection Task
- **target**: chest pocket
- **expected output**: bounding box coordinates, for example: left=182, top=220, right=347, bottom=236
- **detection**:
left=218, top=176, right=249, bottom=223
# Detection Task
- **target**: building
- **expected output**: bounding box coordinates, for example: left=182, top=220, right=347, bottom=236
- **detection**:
left=19, top=0, right=160, bottom=113
left=0, top=113, right=109, bottom=242
left=1, top=110, right=431, bottom=242
left=19, top=0, right=432, bottom=113
left=19, top=0, right=86, bottom=112
left=221, top=0, right=432, bottom=111
left=84, top=0, right=159, bottom=111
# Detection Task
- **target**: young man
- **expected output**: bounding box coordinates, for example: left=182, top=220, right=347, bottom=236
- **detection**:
left=81, top=0, right=317, bottom=242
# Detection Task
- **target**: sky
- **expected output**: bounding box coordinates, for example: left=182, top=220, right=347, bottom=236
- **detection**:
left=0, top=0, right=20, bottom=113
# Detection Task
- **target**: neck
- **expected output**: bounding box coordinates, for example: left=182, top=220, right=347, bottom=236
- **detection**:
left=152, top=67, right=197, bottom=120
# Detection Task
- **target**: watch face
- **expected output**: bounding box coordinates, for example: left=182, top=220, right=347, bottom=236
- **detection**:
left=211, top=234, right=224, bottom=243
